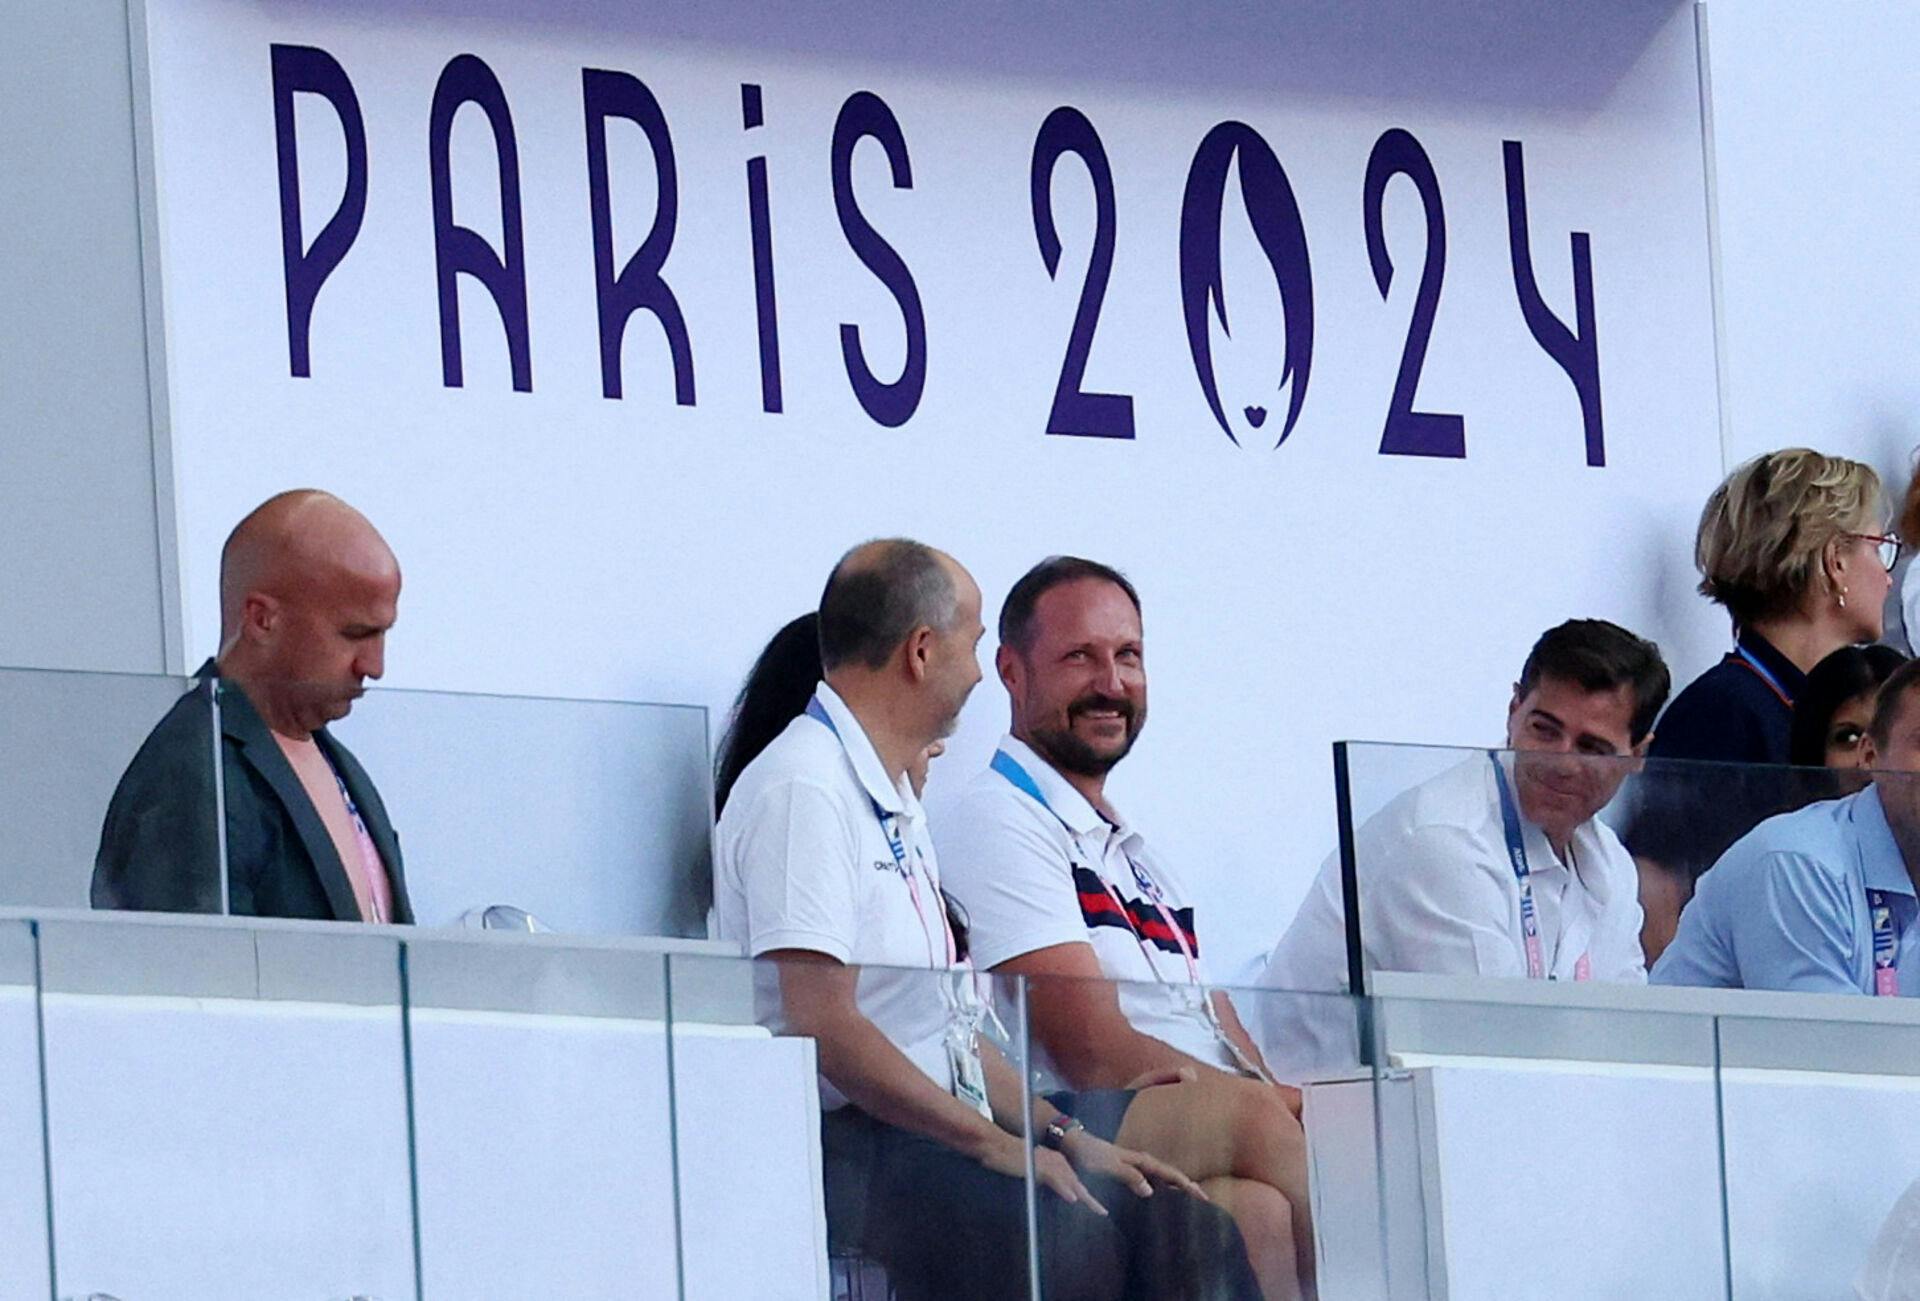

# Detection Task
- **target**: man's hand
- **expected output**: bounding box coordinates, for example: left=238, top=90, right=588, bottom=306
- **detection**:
left=1059, top=1130, right=1210, bottom=1203
left=975, top=1131, right=1110, bottom=1216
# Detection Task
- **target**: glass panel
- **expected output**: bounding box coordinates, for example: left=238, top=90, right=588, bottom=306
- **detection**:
left=0, top=921, right=52, bottom=1299
left=268, top=678, right=714, bottom=935
left=0, top=664, right=220, bottom=913
left=36, top=914, right=416, bottom=1300
left=1716, top=998, right=1920, bottom=1300
left=1368, top=980, right=1727, bottom=1299
left=1330, top=742, right=1847, bottom=993
left=1016, top=970, right=1351, bottom=1301
left=404, top=930, right=688, bottom=1300
left=667, top=952, right=1037, bottom=1300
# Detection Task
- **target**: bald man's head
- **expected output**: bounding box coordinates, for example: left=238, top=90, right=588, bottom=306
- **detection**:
left=217, top=490, right=401, bottom=736
left=818, top=538, right=983, bottom=744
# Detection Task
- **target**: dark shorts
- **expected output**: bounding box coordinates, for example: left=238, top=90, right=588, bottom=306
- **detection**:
left=821, top=1099, right=1259, bottom=1301
left=1045, top=1087, right=1137, bottom=1144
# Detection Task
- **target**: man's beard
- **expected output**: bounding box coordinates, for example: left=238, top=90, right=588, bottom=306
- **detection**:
left=1028, top=694, right=1141, bottom=777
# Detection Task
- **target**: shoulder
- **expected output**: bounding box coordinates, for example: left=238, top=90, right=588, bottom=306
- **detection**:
left=717, top=724, right=862, bottom=848
left=112, top=683, right=220, bottom=799
left=1357, top=757, right=1496, bottom=863
left=723, top=716, right=850, bottom=812
left=935, top=769, right=1071, bottom=881
left=1698, top=799, right=1856, bottom=905
left=1649, top=665, right=1776, bottom=763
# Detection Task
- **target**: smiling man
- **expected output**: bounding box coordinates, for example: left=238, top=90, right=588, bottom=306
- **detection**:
left=93, top=490, right=412, bottom=923
left=938, top=556, right=1315, bottom=1301
left=1256, top=620, right=1669, bottom=1077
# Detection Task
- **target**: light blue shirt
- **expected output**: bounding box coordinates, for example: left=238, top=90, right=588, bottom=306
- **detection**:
left=1652, top=784, right=1920, bottom=995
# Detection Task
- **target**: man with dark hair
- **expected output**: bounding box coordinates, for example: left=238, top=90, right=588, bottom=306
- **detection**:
left=1653, top=657, right=1920, bottom=995
left=938, top=556, right=1313, bottom=1300
left=1258, top=619, right=1669, bottom=1076
left=712, top=540, right=1256, bottom=1301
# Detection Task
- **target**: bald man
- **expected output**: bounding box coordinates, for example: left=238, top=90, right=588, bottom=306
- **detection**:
left=93, top=490, right=414, bottom=922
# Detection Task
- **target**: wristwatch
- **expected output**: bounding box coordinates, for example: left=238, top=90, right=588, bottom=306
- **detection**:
left=1040, top=1114, right=1085, bottom=1150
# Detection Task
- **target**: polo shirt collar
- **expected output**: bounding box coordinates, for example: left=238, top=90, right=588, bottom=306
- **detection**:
left=1851, top=784, right=1916, bottom=898
left=993, top=735, right=1112, bottom=837
left=811, top=682, right=913, bottom=819
left=1733, top=628, right=1808, bottom=703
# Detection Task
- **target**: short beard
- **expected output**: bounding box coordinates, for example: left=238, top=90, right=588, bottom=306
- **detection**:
left=1027, top=698, right=1141, bottom=778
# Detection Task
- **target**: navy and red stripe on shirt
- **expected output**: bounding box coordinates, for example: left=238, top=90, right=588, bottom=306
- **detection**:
left=1072, top=864, right=1199, bottom=957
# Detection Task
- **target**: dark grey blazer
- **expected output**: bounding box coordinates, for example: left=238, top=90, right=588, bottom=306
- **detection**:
left=91, top=661, right=413, bottom=923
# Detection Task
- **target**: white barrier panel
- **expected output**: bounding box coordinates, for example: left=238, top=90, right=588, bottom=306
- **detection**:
left=138, top=0, right=1725, bottom=970
left=0, top=926, right=51, bottom=1301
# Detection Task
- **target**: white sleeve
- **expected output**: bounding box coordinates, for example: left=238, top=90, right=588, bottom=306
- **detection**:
left=1597, top=854, right=1650, bottom=984
left=1363, top=822, right=1524, bottom=977
left=732, top=778, right=863, bottom=961
left=936, top=794, right=1091, bottom=971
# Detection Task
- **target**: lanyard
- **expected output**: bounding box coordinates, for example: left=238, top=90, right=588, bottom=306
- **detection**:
left=991, top=750, right=1198, bottom=974
left=1488, top=752, right=1592, bottom=982
left=1868, top=888, right=1903, bottom=997
left=807, top=699, right=956, bottom=969
left=330, top=770, right=386, bottom=925
left=1730, top=641, right=1794, bottom=709
left=991, top=748, right=1272, bottom=1080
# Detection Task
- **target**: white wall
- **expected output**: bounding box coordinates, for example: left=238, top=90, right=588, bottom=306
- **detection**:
left=134, top=0, right=1727, bottom=972
left=1705, top=0, right=1920, bottom=517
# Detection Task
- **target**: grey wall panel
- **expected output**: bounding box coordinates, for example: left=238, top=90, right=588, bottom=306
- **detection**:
left=0, top=0, right=173, bottom=674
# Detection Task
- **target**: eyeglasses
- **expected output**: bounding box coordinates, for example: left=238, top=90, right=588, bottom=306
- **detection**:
left=1852, top=533, right=1903, bottom=572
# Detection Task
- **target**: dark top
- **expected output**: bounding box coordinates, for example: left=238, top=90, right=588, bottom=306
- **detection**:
left=1647, top=631, right=1806, bottom=767
left=91, top=660, right=413, bottom=923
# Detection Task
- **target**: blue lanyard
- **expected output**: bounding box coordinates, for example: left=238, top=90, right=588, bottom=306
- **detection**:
left=806, top=697, right=955, bottom=967
left=807, top=698, right=910, bottom=873
left=1489, top=752, right=1549, bottom=980
left=991, top=749, right=1162, bottom=902
left=1868, top=888, right=1903, bottom=996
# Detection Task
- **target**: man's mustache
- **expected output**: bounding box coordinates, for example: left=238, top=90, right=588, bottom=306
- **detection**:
left=1069, top=693, right=1136, bottom=723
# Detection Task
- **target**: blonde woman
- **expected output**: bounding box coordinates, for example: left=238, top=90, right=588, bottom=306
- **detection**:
left=1651, top=448, right=1896, bottom=765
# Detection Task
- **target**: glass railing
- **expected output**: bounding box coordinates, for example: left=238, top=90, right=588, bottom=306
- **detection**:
left=1323, top=741, right=1891, bottom=994
left=0, top=665, right=714, bottom=938
left=0, top=664, right=221, bottom=913
left=6, top=908, right=1920, bottom=1297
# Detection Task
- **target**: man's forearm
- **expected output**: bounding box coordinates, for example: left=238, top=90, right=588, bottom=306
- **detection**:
left=810, top=1009, right=1007, bottom=1157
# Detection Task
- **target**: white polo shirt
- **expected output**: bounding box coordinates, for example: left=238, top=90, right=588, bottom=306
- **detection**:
left=712, top=682, right=957, bottom=1110
left=1256, top=752, right=1646, bottom=1079
left=936, top=735, right=1235, bottom=1080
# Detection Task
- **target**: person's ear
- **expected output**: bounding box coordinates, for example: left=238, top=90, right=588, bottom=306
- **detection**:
left=996, top=644, right=1019, bottom=692
left=1863, top=732, right=1882, bottom=771
left=903, top=625, right=935, bottom=684
left=241, top=592, right=279, bottom=643
left=1632, top=731, right=1654, bottom=760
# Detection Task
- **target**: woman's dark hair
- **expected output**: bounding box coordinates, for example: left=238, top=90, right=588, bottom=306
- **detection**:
left=715, top=613, right=824, bottom=819
left=1791, top=644, right=1907, bottom=766
left=708, top=610, right=970, bottom=957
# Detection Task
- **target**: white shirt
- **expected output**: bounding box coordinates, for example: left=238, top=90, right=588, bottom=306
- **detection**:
left=936, top=735, right=1235, bottom=1082
left=712, top=682, right=958, bottom=1110
left=1256, top=753, right=1646, bottom=1080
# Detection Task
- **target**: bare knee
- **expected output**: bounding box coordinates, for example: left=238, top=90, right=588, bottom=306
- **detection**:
left=1228, top=1081, right=1305, bottom=1168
